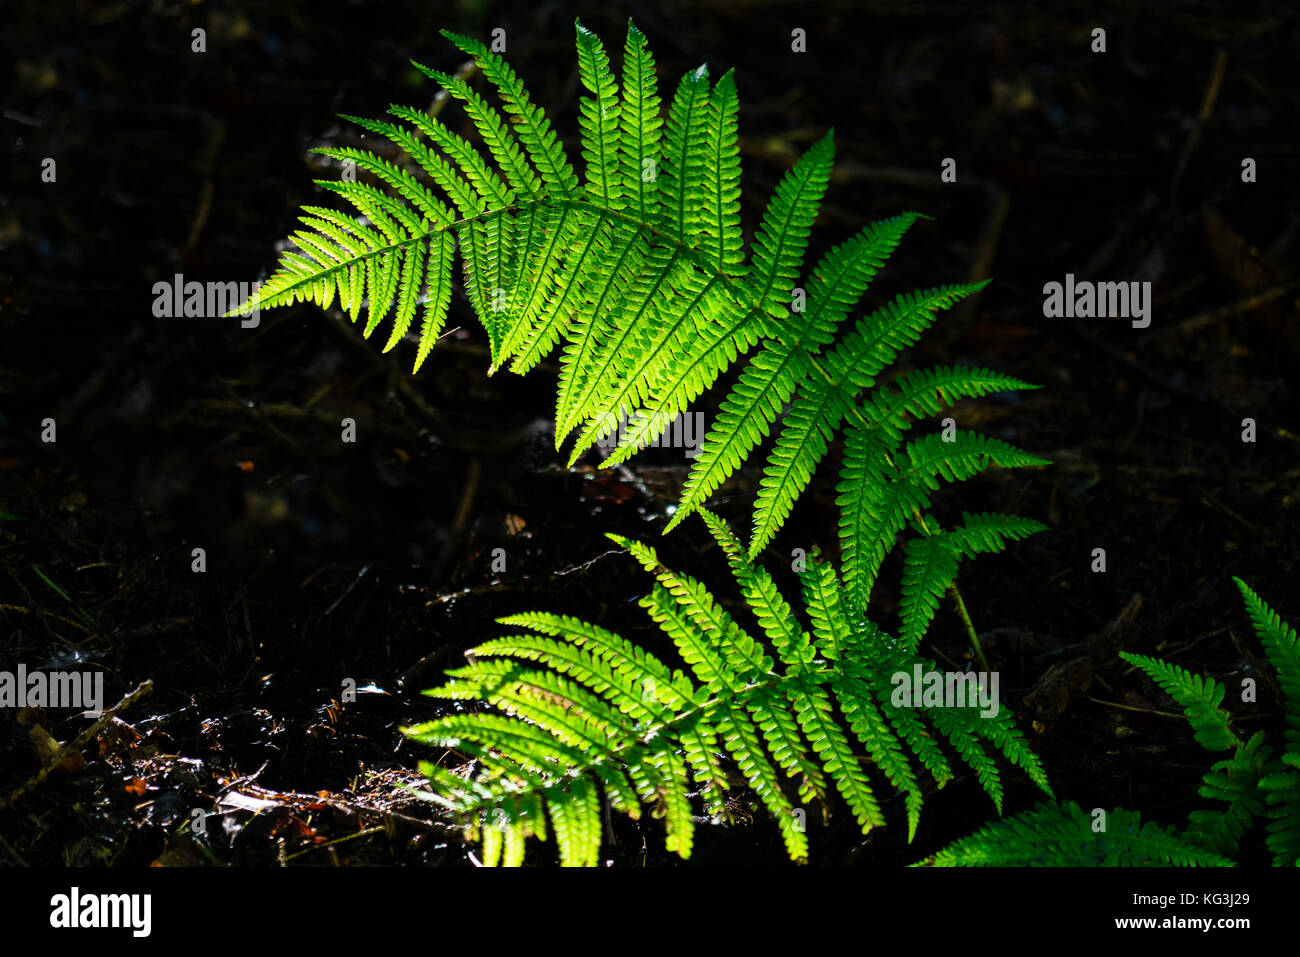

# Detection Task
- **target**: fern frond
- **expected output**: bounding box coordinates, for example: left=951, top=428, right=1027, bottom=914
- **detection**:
left=1119, top=652, right=1238, bottom=751
left=575, top=24, right=623, bottom=209
left=439, top=29, right=578, bottom=194
left=667, top=214, right=921, bottom=532
left=916, top=801, right=1234, bottom=866
left=1183, top=730, right=1270, bottom=858
left=894, top=512, right=1047, bottom=653
left=701, top=70, right=743, bottom=276
left=1110, top=581, right=1300, bottom=866
left=944, top=511, right=1049, bottom=559
left=407, top=513, right=1048, bottom=865
left=235, top=23, right=1045, bottom=593
left=1235, top=578, right=1300, bottom=745
left=657, top=65, right=713, bottom=244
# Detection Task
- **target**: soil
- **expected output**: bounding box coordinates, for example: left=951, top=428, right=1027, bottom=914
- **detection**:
left=2, top=0, right=1298, bottom=868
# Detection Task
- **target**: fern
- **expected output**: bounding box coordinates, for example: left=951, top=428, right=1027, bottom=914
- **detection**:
left=913, top=801, right=1232, bottom=866
left=230, top=20, right=1047, bottom=589
left=924, top=579, right=1300, bottom=867
left=1117, top=652, right=1237, bottom=751
left=403, top=510, right=1051, bottom=866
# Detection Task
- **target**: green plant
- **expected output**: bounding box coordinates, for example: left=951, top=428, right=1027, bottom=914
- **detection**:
left=405, top=509, right=1051, bottom=866
left=230, top=20, right=1047, bottom=586
left=915, top=578, right=1300, bottom=866
left=234, top=19, right=1054, bottom=866
left=913, top=801, right=1232, bottom=866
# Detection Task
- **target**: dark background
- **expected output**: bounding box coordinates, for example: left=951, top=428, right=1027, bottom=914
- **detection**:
left=1, top=0, right=1298, bottom=867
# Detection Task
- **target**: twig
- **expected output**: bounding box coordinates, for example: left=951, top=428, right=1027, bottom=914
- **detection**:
left=0, top=679, right=153, bottom=811
left=280, top=825, right=388, bottom=863
left=1084, top=694, right=1184, bottom=720
left=1171, top=49, right=1227, bottom=200
left=1140, top=280, right=1300, bottom=342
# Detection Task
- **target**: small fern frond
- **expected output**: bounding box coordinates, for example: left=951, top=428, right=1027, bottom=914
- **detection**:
left=1119, top=652, right=1238, bottom=751
left=1184, top=730, right=1271, bottom=858
left=893, top=512, right=1047, bottom=653
left=575, top=24, right=623, bottom=209
left=1107, top=582, right=1300, bottom=866
left=440, top=30, right=578, bottom=194
left=1234, top=577, right=1300, bottom=747
left=915, top=801, right=1234, bottom=866
left=944, top=511, right=1049, bottom=559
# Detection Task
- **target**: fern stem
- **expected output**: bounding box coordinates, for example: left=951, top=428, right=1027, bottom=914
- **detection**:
left=948, top=584, right=988, bottom=673
left=910, top=508, right=987, bottom=671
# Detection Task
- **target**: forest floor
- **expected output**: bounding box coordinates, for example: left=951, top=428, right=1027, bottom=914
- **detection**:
left=2, top=0, right=1298, bottom=866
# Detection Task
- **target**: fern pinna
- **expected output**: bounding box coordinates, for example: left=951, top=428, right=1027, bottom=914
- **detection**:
left=404, top=510, right=1051, bottom=866
left=231, top=20, right=1048, bottom=581
left=920, top=578, right=1300, bottom=866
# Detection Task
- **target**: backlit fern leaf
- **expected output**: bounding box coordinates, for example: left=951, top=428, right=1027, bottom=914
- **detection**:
left=403, top=510, right=1050, bottom=865
left=231, top=21, right=1046, bottom=602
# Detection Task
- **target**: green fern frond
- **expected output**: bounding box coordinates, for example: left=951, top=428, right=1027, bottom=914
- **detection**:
left=232, top=21, right=1045, bottom=602
left=1119, top=652, right=1238, bottom=751
left=1235, top=577, right=1300, bottom=747
left=1261, top=751, right=1300, bottom=866
left=915, top=801, right=1233, bottom=866
left=1110, top=582, right=1300, bottom=865
left=406, top=511, right=1049, bottom=865
left=1184, top=730, right=1271, bottom=858
left=893, top=512, right=1047, bottom=654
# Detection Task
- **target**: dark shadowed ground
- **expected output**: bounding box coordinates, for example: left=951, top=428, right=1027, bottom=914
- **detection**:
left=2, top=0, right=1298, bottom=867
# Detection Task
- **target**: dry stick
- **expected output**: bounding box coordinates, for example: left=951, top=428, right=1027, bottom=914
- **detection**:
left=434, top=458, right=481, bottom=581
left=281, top=825, right=389, bottom=863
left=0, top=679, right=154, bottom=811
left=1084, top=694, right=1184, bottom=721
left=1170, top=49, right=1228, bottom=201
left=943, top=187, right=1011, bottom=344
left=1141, top=280, right=1300, bottom=342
